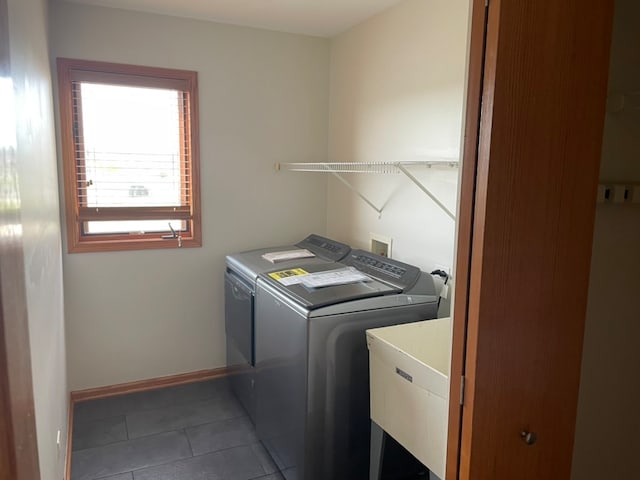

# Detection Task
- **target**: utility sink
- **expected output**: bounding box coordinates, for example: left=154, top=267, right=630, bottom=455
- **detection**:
left=366, top=317, right=451, bottom=479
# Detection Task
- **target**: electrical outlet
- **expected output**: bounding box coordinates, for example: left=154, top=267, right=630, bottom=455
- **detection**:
left=435, top=264, right=451, bottom=276
left=56, top=429, right=61, bottom=451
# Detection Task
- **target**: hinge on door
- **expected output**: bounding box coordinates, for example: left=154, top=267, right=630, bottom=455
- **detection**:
left=485, top=0, right=489, bottom=7
left=460, top=376, right=466, bottom=405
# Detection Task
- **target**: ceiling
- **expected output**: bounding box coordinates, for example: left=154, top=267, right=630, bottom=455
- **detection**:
left=62, top=0, right=405, bottom=37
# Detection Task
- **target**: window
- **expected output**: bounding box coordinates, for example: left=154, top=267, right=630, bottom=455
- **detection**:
left=56, top=58, right=201, bottom=253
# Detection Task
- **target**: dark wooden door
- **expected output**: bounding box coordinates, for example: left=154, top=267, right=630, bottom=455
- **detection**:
left=0, top=0, right=41, bottom=477
left=447, top=0, right=615, bottom=478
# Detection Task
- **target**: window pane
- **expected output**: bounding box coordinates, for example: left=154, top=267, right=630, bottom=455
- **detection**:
left=84, top=219, right=187, bottom=235
left=79, top=83, right=184, bottom=208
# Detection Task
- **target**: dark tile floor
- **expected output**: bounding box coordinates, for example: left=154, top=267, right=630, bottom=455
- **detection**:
left=70, top=378, right=282, bottom=480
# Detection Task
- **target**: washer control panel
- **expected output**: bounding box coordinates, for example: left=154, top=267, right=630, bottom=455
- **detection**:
left=343, top=249, right=421, bottom=290
left=296, top=234, right=351, bottom=261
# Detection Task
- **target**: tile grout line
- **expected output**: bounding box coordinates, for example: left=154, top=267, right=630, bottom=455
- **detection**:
left=124, top=442, right=259, bottom=477
left=183, top=427, right=195, bottom=457
left=70, top=415, right=130, bottom=454
left=93, top=470, right=135, bottom=480
left=124, top=414, right=130, bottom=440
left=177, top=412, right=249, bottom=433
left=124, top=411, right=247, bottom=443
left=121, top=393, right=241, bottom=429
left=70, top=428, right=191, bottom=455
left=250, top=441, right=280, bottom=478
left=74, top=428, right=194, bottom=480
left=74, top=410, right=247, bottom=453
left=74, top=380, right=230, bottom=423
left=125, top=443, right=279, bottom=479
left=184, top=438, right=264, bottom=461
left=121, top=393, right=247, bottom=441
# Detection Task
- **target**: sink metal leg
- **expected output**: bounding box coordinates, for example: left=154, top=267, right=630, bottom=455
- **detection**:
left=370, top=420, right=386, bottom=480
left=370, top=420, right=440, bottom=479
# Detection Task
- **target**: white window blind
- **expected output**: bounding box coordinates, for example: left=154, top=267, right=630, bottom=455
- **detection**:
left=72, top=82, right=191, bottom=235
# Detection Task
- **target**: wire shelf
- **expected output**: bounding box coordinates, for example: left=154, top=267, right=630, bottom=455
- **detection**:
left=275, top=161, right=459, bottom=220
left=275, top=160, right=458, bottom=174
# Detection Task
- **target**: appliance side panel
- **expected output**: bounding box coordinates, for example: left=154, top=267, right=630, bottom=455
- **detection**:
left=255, top=284, right=308, bottom=478
left=224, top=271, right=256, bottom=421
left=307, top=303, right=439, bottom=479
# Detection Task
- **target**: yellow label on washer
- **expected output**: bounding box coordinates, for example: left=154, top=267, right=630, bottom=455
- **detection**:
left=268, top=268, right=309, bottom=280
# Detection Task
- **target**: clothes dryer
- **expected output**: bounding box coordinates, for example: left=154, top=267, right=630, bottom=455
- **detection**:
left=225, top=234, right=351, bottom=422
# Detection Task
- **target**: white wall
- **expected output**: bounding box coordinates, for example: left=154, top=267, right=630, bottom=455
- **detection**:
left=8, top=0, right=68, bottom=478
left=572, top=0, right=640, bottom=477
left=326, top=0, right=469, bottom=274
left=49, top=1, right=330, bottom=390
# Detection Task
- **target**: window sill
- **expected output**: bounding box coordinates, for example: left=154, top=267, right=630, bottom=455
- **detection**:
left=67, top=236, right=202, bottom=254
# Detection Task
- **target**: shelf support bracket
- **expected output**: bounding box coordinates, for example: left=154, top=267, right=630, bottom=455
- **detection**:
left=326, top=168, right=383, bottom=218
left=396, top=163, right=456, bottom=220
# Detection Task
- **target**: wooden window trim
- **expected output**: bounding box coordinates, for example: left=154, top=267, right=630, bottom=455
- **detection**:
left=56, top=58, right=202, bottom=253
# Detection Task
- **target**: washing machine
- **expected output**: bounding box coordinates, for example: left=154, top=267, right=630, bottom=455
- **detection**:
left=225, top=234, right=351, bottom=422
left=254, top=250, right=439, bottom=480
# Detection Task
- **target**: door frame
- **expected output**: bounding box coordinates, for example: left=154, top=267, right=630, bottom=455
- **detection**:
left=447, top=0, right=615, bottom=478
left=445, top=0, right=488, bottom=476
left=0, top=0, right=42, bottom=477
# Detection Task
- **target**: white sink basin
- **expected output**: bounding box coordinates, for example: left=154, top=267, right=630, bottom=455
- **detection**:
left=366, top=317, right=451, bottom=479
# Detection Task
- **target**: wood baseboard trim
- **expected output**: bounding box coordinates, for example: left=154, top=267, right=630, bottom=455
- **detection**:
left=70, top=367, right=230, bottom=403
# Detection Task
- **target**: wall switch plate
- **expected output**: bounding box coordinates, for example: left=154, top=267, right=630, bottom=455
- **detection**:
left=370, top=233, right=392, bottom=258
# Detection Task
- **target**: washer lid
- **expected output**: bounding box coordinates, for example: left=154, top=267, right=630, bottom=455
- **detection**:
left=226, top=244, right=315, bottom=284
left=226, top=234, right=351, bottom=284
left=260, top=263, right=400, bottom=310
